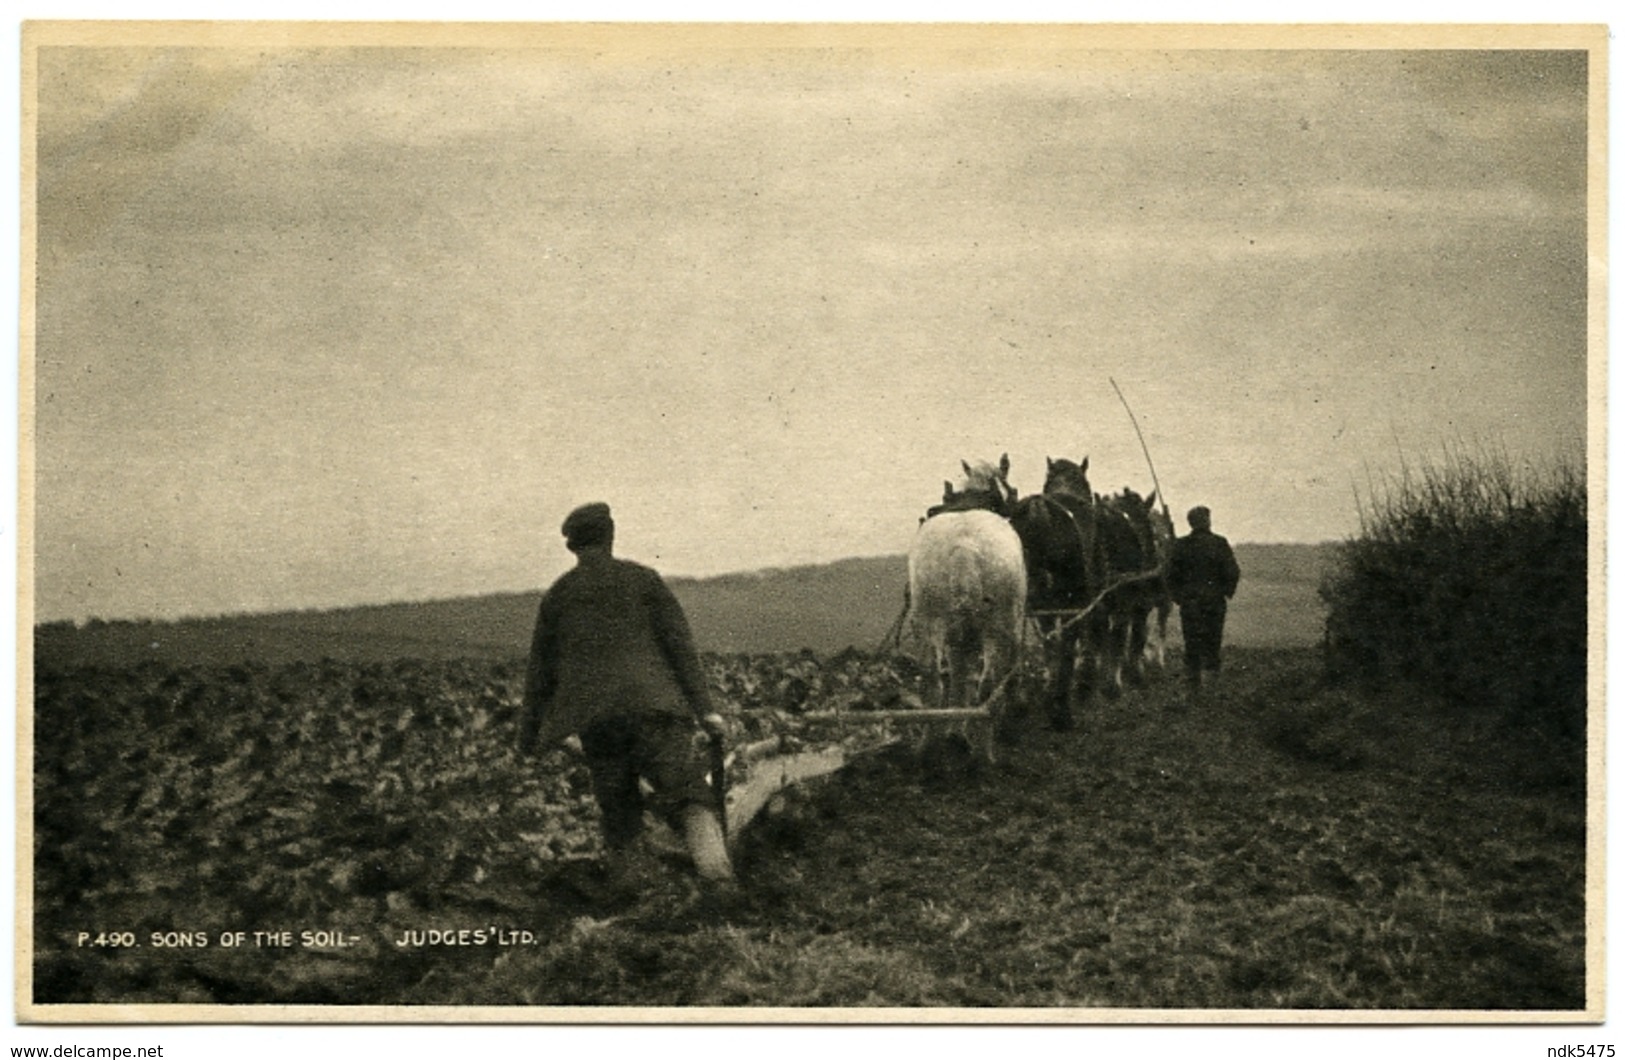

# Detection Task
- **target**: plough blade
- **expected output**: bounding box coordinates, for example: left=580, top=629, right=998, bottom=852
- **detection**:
left=723, top=746, right=860, bottom=843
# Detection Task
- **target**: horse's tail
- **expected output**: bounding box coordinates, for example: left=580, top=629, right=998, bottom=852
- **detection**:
left=943, top=547, right=985, bottom=650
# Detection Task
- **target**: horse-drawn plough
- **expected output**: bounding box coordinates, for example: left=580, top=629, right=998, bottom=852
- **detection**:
left=713, top=445, right=1176, bottom=846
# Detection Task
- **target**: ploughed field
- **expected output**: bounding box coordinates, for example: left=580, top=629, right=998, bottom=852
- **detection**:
left=31, top=645, right=1585, bottom=1010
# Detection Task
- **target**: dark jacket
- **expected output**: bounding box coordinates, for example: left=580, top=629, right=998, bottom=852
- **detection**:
left=1166, top=529, right=1241, bottom=606
left=519, top=548, right=712, bottom=753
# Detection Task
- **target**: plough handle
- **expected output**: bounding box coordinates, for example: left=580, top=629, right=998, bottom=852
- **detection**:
left=707, top=728, right=729, bottom=837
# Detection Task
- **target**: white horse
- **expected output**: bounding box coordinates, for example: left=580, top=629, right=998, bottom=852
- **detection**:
left=907, top=509, right=1027, bottom=744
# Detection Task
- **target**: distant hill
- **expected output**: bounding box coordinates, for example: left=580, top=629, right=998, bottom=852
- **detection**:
left=32, top=544, right=1334, bottom=670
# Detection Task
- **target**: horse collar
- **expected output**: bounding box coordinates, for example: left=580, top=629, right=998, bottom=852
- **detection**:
left=1039, top=492, right=1095, bottom=569
left=931, top=487, right=1006, bottom=518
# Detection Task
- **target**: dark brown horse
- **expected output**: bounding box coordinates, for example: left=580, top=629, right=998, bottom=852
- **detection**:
left=1009, top=456, right=1108, bottom=730
left=1100, top=487, right=1170, bottom=688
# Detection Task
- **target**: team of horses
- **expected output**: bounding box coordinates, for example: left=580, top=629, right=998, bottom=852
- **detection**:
left=906, top=454, right=1175, bottom=735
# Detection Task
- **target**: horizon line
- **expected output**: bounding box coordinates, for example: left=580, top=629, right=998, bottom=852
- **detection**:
left=32, top=540, right=1338, bottom=629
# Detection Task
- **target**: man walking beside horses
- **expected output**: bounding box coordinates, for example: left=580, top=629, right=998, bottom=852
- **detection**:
left=1166, top=505, right=1241, bottom=701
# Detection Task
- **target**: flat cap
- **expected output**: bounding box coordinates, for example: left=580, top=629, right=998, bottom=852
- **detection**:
left=562, top=502, right=614, bottom=550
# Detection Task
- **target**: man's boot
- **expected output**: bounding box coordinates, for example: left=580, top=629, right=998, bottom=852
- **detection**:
left=1184, top=666, right=1203, bottom=706
left=680, top=804, right=735, bottom=883
left=599, top=838, right=660, bottom=907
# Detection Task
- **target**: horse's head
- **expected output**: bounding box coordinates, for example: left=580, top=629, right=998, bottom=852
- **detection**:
left=1042, top=456, right=1091, bottom=502
left=1119, top=487, right=1172, bottom=540
left=949, top=453, right=1016, bottom=515
left=1106, top=487, right=1175, bottom=566
left=958, top=453, right=1012, bottom=496
left=1114, top=487, right=1155, bottom=520
left=1009, top=456, right=1105, bottom=604
left=1106, top=487, right=1154, bottom=547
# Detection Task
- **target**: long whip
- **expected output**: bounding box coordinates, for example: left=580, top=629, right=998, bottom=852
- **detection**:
left=1109, top=376, right=1169, bottom=516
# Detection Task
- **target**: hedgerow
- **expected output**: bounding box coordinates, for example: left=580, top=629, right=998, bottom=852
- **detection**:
left=1319, top=446, right=1586, bottom=742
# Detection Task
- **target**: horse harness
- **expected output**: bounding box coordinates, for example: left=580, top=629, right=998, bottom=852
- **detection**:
left=1037, top=492, right=1096, bottom=588
left=1031, top=492, right=1168, bottom=636
left=923, top=486, right=1010, bottom=522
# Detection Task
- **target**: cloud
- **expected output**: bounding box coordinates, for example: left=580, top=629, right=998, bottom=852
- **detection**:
left=36, top=49, right=266, bottom=266
left=31, top=44, right=1592, bottom=620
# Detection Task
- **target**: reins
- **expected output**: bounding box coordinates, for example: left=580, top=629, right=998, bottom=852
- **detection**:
left=876, top=586, right=909, bottom=655
left=1030, top=566, right=1167, bottom=635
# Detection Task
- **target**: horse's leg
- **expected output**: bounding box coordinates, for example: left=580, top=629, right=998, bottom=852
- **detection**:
left=970, top=642, right=994, bottom=763
left=978, top=616, right=1019, bottom=762
left=995, top=618, right=1031, bottom=746
left=1126, top=604, right=1150, bottom=689
left=981, top=637, right=994, bottom=760
left=1085, top=608, right=1111, bottom=699
left=1112, top=609, right=1136, bottom=694
left=976, top=624, right=992, bottom=710
left=1149, top=597, right=1171, bottom=671
left=1045, top=621, right=1076, bottom=732
left=1114, top=613, right=1134, bottom=695
left=1075, top=618, right=1103, bottom=718
left=946, top=648, right=966, bottom=711
left=946, top=619, right=976, bottom=710
left=925, top=629, right=947, bottom=709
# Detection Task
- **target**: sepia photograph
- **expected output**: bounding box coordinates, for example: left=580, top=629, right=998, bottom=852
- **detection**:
left=13, top=16, right=1606, bottom=1032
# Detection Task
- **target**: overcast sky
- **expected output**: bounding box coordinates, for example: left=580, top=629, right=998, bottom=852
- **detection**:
left=29, top=28, right=1595, bottom=623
